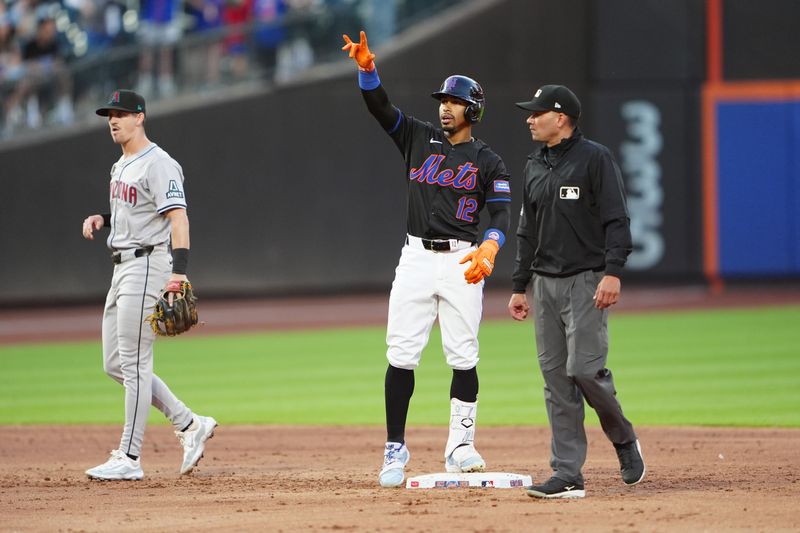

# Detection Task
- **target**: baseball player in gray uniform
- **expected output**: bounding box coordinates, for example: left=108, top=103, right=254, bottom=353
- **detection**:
left=82, top=90, right=216, bottom=480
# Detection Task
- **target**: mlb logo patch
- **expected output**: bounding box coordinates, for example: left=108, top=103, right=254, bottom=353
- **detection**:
left=559, top=186, right=580, bottom=200
left=493, top=180, right=510, bottom=193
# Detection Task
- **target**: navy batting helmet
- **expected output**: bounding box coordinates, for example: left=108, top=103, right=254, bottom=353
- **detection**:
left=431, top=75, right=485, bottom=124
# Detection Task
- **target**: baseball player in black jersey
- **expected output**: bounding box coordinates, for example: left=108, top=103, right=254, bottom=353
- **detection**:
left=507, top=85, right=645, bottom=499
left=342, top=31, right=512, bottom=488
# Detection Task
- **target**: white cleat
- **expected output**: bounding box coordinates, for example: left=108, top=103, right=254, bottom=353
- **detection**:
left=86, top=449, right=143, bottom=481
left=176, top=415, right=218, bottom=475
left=445, top=444, right=486, bottom=473
left=379, top=442, right=410, bottom=488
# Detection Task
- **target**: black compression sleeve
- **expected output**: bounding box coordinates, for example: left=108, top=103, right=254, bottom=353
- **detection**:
left=485, top=201, right=510, bottom=243
left=361, top=84, right=400, bottom=131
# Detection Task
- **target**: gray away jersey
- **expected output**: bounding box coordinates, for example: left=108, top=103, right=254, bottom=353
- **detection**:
left=106, top=143, right=187, bottom=250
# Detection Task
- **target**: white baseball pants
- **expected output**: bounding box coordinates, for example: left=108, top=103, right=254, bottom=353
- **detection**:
left=386, top=235, right=484, bottom=370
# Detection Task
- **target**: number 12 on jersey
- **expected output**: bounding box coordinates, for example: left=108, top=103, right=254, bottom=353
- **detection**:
left=456, top=196, right=478, bottom=222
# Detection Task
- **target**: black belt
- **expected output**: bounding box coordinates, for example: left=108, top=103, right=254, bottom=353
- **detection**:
left=111, top=246, right=155, bottom=264
left=423, top=239, right=455, bottom=252
left=408, top=236, right=473, bottom=252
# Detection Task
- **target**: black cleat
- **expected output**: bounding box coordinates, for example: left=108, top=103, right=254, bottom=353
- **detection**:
left=614, top=439, right=646, bottom=485
left=526, top=476, right=585, bottom=499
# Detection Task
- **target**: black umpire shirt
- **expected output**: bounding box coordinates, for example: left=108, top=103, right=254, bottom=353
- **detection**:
left=361, top=82, right=511, bottom=243
left=512, top=129, right=632, bottom=292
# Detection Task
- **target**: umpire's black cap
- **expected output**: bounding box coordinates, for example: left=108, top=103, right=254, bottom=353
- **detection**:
left=96, top=90, right=146, bottom=116
left=516, top=85, right=581, bottom=119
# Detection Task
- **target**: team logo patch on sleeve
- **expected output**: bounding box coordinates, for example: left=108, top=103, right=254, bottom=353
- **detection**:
left=493, top=180, right=510, bottom=193
left=166, top=180, right=185, bottom=199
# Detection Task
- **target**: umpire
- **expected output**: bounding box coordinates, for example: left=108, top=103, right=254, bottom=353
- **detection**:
left=507, top=85, right=645, bottom=499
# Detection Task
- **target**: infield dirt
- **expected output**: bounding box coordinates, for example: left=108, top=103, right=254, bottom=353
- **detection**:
left=1, top=425, right=799, bottom=532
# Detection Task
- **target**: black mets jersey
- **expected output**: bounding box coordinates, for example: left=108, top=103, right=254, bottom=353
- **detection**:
left=359, top=75, right=512, bottom=244
left=389, top=114, right=511, bottom=242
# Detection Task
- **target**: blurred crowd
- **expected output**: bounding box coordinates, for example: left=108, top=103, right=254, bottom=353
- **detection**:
left=1, top=0, right=460, bottom=140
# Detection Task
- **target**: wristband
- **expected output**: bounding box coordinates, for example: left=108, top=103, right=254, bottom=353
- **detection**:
left=172, top=248, right=189, bottom=274
left=102, top=214, right=111, bottom=227
left=483, top=228, right=505, bottom=248
left=358, top=67, right=381, bottom=90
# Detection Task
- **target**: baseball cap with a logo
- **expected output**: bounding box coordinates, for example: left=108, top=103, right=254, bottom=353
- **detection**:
left=96, top=90, right=146, bottom=116
left=515, top=85, right=581, bottom=119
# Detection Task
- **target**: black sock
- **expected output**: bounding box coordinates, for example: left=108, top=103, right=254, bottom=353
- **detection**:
left=450, top=367, right=479, bottom=403
left=126, top=453, right=138, bottom=461
left=385, top=365, right=414, bottom=443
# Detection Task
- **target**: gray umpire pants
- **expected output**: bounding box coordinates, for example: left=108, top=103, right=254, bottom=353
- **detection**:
left=102, top=248, right=193, bottom=458
left=532, top=270, right=637, bottom=485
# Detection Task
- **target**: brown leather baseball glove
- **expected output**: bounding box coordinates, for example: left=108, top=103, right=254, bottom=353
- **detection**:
left=146, top=280, right=199, bottom=336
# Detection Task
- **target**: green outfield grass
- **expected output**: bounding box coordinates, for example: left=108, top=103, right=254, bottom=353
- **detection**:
left=1, top=305, right=799, bottom=427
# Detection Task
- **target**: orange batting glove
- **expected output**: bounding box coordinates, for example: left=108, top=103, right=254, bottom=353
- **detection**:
left=342, top=30, right=376, bottom=72
left=460, top=240, right=500, bottom=284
